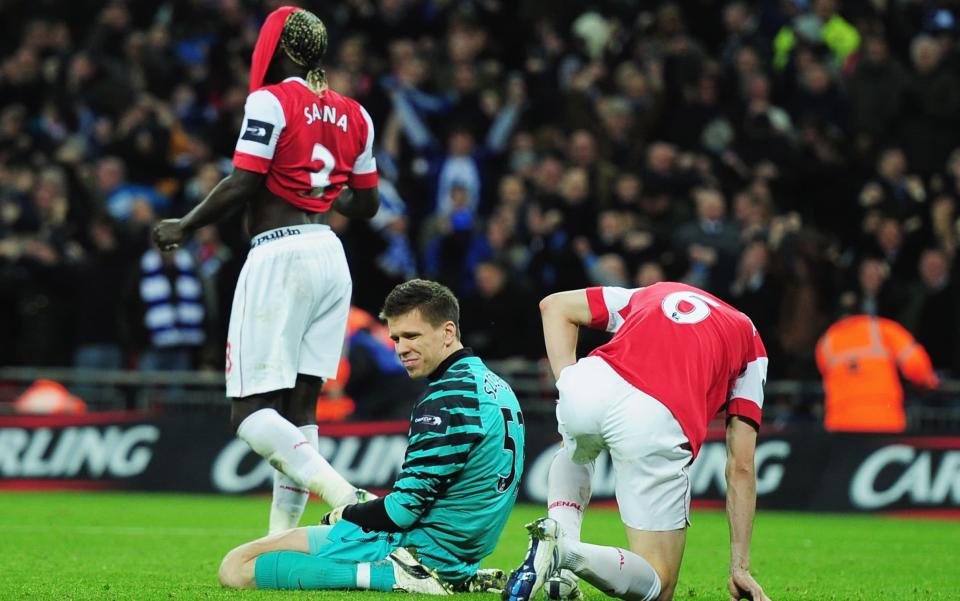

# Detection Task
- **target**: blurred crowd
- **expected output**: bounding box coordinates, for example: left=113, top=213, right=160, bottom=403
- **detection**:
left=2, top=0, right=960, bottom=397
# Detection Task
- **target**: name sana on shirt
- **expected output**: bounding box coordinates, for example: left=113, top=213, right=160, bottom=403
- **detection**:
left=304, top=103, right=348, bottom=132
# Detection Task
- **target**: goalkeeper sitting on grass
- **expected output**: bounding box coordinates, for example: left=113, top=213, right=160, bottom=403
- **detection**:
left=219, top=279, right=526, bottom=594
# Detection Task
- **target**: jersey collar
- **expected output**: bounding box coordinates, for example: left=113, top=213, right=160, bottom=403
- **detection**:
left=283, top=76, right=309, bottom=88
left=427, top=347, right=474, bottom=381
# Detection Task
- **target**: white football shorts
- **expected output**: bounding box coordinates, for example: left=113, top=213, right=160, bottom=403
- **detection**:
left=225, top=224, right=351, bottom=398
left=555, top=355, right=693, bottom=531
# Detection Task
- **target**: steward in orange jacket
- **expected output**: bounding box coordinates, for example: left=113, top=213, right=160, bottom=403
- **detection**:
left=815, top=315, right=939, bottom=432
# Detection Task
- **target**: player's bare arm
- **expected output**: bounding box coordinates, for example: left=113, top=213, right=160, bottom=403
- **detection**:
left=539, top=290, right=593, bottom=379
left=333, top=186, right=379, bottom=218
left=152, top=168, right=264, bottom=250
left=725, top=415, right=771, bottom=601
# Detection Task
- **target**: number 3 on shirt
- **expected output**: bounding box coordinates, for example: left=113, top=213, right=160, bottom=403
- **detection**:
left=661, top=291, right=720, bottom=325
left=310, top=143, right=335, bottom=188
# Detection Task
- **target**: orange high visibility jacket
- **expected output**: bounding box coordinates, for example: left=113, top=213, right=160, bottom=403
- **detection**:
left=816, top=315, right=939, bottom=432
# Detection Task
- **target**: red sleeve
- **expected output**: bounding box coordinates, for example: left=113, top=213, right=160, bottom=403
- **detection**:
left=586, top=287, right=608, bottom=330
left=727, top=398, right=762, bottom=427
left=727, top=326, right=767, bottom=427
left=233, top=151, right=272, bottom=174
left=347, top=170, right=378, bottom=189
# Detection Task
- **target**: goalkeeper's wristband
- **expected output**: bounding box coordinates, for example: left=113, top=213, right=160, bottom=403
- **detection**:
left=341, top=497, right=402, bottom=532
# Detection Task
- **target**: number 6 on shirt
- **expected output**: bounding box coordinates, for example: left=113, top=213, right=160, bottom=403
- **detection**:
left=661, top=290, right=720, bottom=325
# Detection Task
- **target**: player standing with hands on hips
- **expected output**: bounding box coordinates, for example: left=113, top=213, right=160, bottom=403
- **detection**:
left=504, top=282, right=772, bottom=601
left=153, top=7, right=380, bottom=534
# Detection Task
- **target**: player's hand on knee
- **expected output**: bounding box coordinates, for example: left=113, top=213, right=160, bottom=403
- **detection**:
left=728, top=568, right=770, bottom=601
left=153, top=219, right=185, bottom=251
left=320, top=505, right=346, bottom=526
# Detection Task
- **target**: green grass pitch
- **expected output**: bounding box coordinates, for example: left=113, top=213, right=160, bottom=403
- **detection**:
left=0, top=492, right=958, bottom=600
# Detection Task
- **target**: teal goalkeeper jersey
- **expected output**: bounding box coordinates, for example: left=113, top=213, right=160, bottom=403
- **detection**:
left=386, top=348, right=525, bottom=578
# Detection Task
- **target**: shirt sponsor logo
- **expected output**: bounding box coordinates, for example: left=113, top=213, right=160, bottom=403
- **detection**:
left=414, top=415, right=442, bottom=427
left=241, top=119, right=274, bottom=144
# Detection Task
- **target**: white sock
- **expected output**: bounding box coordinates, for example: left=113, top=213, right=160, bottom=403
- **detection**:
left=559, top=539, right=661, bottom=601
left=547, top=449, right=594, bottom=540
left=237, top=409, right=356, bottom=506
left=267, top=425, right=318, bottom=534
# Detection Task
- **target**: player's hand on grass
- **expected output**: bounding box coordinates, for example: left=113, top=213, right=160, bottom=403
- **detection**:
left=728, top=568, right=770, bottom=601
left=321, top=505, right=346, bottom=526
left=153, top=219, right=185, bottom=251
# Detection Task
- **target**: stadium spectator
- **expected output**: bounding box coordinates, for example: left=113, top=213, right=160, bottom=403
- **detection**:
left=845, top=34, right=906, bottom=155
left=901, top=248, right=960, bottom=377
left=187, top=224, right=233, bottom=368
left=127, top=246, right=206, bottom=372
left=841, top=256, right=902, bottom=319
left=673, top=187, right=740, bottom=294
left=858, top=147, right=927, bottom=225
left=772, top=0, right=860, bottom=71
left=217, top=279, right=524, bottom=594
left=899, top=34, right=960, bottom=176
left=506, top=282, right=770, bottom=601
left=816, top=313, right=939, bottom=432
left=341, top=306, right=425, bottom=420
left=71, top=216, right=128, bottom=371
left=729, top=239, right=781, bottom=361
left=460, top=260, right=540, bottom=360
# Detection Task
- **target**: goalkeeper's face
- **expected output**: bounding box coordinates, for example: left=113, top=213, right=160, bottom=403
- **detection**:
left=386, top=309, right=459, bottom=379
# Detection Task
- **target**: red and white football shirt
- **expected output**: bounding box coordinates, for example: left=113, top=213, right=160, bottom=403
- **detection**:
left=233, top=77, right=378, bottom=212
left=586, top=281, right=767, bottom=456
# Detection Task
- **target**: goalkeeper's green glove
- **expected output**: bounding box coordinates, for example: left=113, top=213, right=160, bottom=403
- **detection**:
left=320, top=505, right=346, bottom=526
left=320, top=488, right=378, bottom=525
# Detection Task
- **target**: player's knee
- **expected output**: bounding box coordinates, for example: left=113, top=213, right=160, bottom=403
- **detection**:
left=218, top=549, right=252, bottom=589
left=230, top=397, right=274, bottom=432
left=230, top=403, right=255, bottom=431
left=286, top=374, right=323, bottom=425
left=218, top=551, right=241, bottom=588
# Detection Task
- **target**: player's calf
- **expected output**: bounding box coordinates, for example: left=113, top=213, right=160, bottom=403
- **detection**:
left=559, top=538, right=663, bottom=601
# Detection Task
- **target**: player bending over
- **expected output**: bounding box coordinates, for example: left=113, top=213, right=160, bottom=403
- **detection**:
left=153, top=7, right=381, bottom=534
left=504, top=281, right=772, bottom=601
left=219, top=280, right=526, bottom=594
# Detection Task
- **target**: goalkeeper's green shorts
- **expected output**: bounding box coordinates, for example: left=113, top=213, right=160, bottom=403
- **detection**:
left=307, top=521, right=399, bottom=561
left=307, top=521, right=475, bottom=585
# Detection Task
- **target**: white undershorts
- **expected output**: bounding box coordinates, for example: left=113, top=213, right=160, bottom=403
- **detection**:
left=556, top=355, right=693, bottom=531
left=225, top=224, right=351, bottom=398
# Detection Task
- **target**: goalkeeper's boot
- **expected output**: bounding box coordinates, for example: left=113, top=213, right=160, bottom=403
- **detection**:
left=460, top=568, right=507, bottom=593
left=389, top=547, right=451, bottom=595
left=502, top=518, right=560, bottom=601
left=545, top=569, right=584, bottom=601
